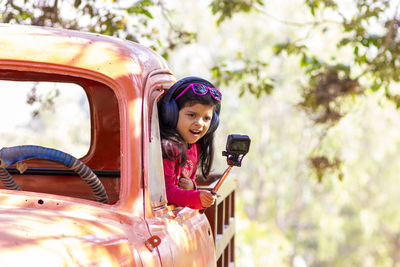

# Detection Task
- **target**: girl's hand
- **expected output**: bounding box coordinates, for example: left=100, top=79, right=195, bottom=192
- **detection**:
left=199, top=191, right=216, bottom=208
left=178, top=176, right=194, bottom=190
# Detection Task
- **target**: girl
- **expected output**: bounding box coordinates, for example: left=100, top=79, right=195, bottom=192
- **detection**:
left=158, top=76, right=222, bottom=209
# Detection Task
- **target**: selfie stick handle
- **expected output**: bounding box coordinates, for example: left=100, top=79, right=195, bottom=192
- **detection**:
left=211, top=166, right=232, bottom=194
left=199, top=165, right=233, bottom=214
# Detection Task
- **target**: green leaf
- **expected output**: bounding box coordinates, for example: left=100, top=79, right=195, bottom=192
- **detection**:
left=209, top=0, right=264, bottom=25
left=74, top=0, right=82, bottom=8
left=301, top=54, right=309, bottom=67
left=144, top=10, right=153, bottom=18
left=353, top=46, right=359, bottom=56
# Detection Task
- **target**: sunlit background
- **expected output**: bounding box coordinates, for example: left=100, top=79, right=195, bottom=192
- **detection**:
left=0, top=82, right=90, bottom=157
left=164, top=1, right=400, bottom=266
left=2, top=0, right=400, bottom=266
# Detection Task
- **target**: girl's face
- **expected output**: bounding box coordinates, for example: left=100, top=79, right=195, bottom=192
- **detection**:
left=176, top=103, right=214, bottom=145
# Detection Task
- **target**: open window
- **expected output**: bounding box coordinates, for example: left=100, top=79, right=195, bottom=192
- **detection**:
left=0, top=80, right=90, bottom=157
left=0, top=70, right=121, bottom=204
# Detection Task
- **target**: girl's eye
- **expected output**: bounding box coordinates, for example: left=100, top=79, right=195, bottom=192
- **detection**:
left=204, top=116, right=211, bottom=122
left=187, top=113, right=195, bottom=118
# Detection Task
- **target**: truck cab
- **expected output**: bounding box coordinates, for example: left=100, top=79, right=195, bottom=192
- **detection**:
left=0, top=24, right=235, bottom=266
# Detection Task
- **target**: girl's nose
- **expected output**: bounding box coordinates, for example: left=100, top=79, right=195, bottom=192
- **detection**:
left=194, top=118, right=205, bottom=127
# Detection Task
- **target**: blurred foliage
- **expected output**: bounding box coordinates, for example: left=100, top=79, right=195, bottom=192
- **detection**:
left=0, top=0, right=196, bottom=58
left=309, top=155, right=343, bottom=182
left=0, top=0, right=197, bottom=121
left=26, top=84, right=60, bottom=118
left=210, top=0, right=400, bottom=181
left=217, top=82, right=400, bottom=266
left=274, top=0, right=400, bottom=124
left=3, top=1, right=397, bottom=180
left=261, top=0, right=400, bottom=119
left=209, top=0, right=264, bottom=25
left=1, top=0, right=399, bottom=180
left=211, top=52, right=273, bottom=98
left=298, top=69, right=361, bottom=124
left=171, top=2, right=400, bottom=266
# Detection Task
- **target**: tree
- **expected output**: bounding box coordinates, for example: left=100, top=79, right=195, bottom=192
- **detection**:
left=209, top=0, right=400, bottom=180
left=211, top=0, right=400, bottom=118
left=0, top=0, right=196, bottom=59
left=1, top=0, right=398, bottom=179
left=0, top=0, right=197, bottom=120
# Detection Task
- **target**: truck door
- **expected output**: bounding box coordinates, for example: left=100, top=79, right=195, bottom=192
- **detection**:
left=141, top=72, right=216, bottom=267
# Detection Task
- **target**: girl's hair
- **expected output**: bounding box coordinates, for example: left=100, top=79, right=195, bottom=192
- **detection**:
left=159, top=79, right=221, bottom=178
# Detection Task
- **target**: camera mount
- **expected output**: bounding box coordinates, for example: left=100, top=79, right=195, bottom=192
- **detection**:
left=222, top=134, right=251, bottom=167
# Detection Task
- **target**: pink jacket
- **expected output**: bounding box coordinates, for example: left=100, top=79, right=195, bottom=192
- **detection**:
left=162, top=143, right=204, bottom=209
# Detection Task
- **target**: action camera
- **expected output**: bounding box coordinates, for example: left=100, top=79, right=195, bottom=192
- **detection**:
left=222, top=134, right=251, bottom=167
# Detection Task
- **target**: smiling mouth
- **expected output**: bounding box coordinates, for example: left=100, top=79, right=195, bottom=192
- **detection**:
left=190, top=130, right=201, bottom=135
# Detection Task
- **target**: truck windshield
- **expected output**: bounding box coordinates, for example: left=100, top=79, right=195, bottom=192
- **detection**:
left=0, top=81, right=90, bottom=158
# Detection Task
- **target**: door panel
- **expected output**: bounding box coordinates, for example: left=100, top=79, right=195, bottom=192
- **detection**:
left=147, top=207, right=216, bottom=267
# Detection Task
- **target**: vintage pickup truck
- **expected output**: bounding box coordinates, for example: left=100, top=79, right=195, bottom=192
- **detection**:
left=0, top=24, right=236, bottom=266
